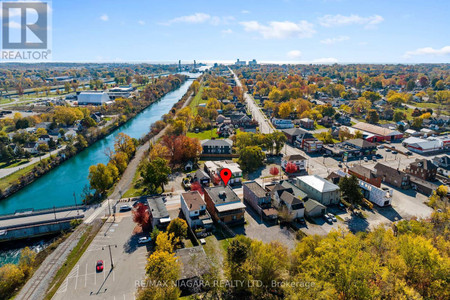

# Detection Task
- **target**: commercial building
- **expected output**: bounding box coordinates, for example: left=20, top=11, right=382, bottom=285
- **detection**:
left=242, top=181, right=277, bottom=220
left=348, top=165, right=381, bottom=188
left=204, top=186, right=246, bottom=226
left=374, top=163, right=410, bottom=189
left=295, top=175, right=340, bottom=205
left=77, top=91, right=112, bottom=105
left=405, top=159, right=438, bottom=181
left=350, top=122, right=403, bottom=142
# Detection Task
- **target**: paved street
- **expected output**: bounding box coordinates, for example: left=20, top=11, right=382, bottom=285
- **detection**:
left=53, top=212, right=147, bottom=300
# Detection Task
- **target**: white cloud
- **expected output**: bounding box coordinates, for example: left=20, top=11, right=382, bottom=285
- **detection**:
left=287, top=50, right=302, bottom=59
left=404, top=46, right=450, bottom=58
left=222, top=29, right=233, bottom=34
left=318, top=14, right=383, bottom=29
left=162, top=13, right=233, bottom=26
left=241, top=10, right=250, bottom=14
left=100, top=14, right=109, bottom=21
left=320, top=36, right=349, bottom=45
left=312, top=57, right=338, bottom=63
left=138, top=20, right=145, bottom=25
left=240, top=20, right=315, bottom=39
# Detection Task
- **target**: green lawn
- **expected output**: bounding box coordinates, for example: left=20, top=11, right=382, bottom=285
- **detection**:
left=188, top=85, right=207, bottom=115
left=314, top=122, right=326, bottom=130
left=412, top=102, right=441, bottom=109
left=0, top=162, right=39, bottom=191
left=0, top=98, right=13, bottom=104
left=186, top=128, right=219, bottom=140
left=122, top=168, right=145, bottom=198
left=0, top=159, right=29, bottom=169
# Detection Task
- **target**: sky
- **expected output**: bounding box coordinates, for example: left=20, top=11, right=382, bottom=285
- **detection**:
left=23, top=0, right=450, bottom=63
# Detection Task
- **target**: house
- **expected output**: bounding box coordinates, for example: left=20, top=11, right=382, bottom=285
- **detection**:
left=204, top=160, right=242, bottom=185
left=374, top=163, right=410, bottom=189
left=194, top=169, right=211, bottom=186
left=351, top=122, right=403, bottom=142
left=180, top=191, right=213, bottom=229
left=281, top=128, right=310, bottom=144
left=216, top=114, right=228, bottom=125
left=278, top=191, right=305, bottom=220
left=38, top=134, right=51, bottom=143
left=433, top=155, right=450, bottom=169
left=243, top=181, right=277, bottom=220
left=281, top=154, right=308, bottom=172
left=217, top=123, right=234, bottom=138
left=300, top=118, right=314, bottom=129
left=64, top=129, right=77, bottom=140
left=348, top=165, right=381, bottom=188
left=318, top=116, right=333, bottom=127
left=266, top=182, right=306, bottom=220
left=229, top=112, right=252, bottom=127
left=175, top=246, right=211, bottom=296
left=295, top=175, right=340, bottom=205
left=204, top=186, right=246, bottom=226
left=77, top=91, right=112, bottom=105
left=201, top=139, right=232, bottom=155
left=23, top=142, right=39, bottom=154
left=337, top=114, right=351, bottom=125
left=304, top=199, right=326, bottom=217
left=147, top=197, right=171, bottom=228
left=36, top=122, right=52, bottom=130
left=405, top=159, right=438, bottom=181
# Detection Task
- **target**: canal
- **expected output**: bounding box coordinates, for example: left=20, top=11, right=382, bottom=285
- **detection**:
left=0, top=73, right=197, bottom=215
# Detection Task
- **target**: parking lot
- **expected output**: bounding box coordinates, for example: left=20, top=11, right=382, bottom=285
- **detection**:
left=53, top=213, right=148, bottom=300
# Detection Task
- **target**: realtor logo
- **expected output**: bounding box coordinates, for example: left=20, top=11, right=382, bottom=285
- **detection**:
left=1, top=1, right=51, bottom=60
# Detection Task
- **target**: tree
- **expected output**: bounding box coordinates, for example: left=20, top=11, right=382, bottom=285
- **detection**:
left=285, top=162, right=298, bottom=174
left=114, top=133, right=135, bottom=158
left=393, top=111, right=406, bottom=122
left=133, top=202, right=151, bottom=229
left=88, top=163, right=115, bottom=195
left=192, top=81, right=200, bottom=95
left=190, top=181, right=204, bottom=195
left=0, top=264, right=25, bottom=299
left=140, top=157, right=171, bottom=193
left=278, top=102, right=292, bottom=119
left=36, top=128, right=47, bottom=136
left=362, top=91, right=381, bottom=102
left=238, top=146, right=265, bottom=172
left=366, top=109, right=379, bottom=124
left=38, top=143, right=49, bottom=152
left=271, top=131, right=287, bottom=155
left=111, top=151, right=129, bottom=174
left=434, top=80, right=445, bottom=90
left=411, top=117, right=423, bottom=130
left=269, top=166, right=279, bottom=176
left=169, top=119, right=186, bottom=136
left=317, top=130, right=334, bottom=144
left=167, top=218, right=188, bottom=241
left=339, top=175, right=363, bottom=205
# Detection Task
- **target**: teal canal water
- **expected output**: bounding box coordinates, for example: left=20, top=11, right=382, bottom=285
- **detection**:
left=0, top=75, right=197, bottom=215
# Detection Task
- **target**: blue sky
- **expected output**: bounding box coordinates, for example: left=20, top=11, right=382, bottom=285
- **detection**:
left=48, top=0, right=449, bottom=63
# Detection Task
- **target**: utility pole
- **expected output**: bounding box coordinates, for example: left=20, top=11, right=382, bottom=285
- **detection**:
left=102, top=244, right=117, bottom=270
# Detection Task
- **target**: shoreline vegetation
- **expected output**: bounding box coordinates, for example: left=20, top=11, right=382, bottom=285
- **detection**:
left=0, top=74, right=188, bottom=204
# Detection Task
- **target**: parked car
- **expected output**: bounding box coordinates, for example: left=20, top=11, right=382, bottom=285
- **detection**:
left=363, top=157, right=368, bottom=162
left=328, top=213, right=337, bottom=222
left=338, top=162, right=343, bottom=167
left=392, top=151, right=398, bottom=154
left=182, top=178, right=191, bottom=190
left=138, top=237, right=151, bottom=244
left=405, top=151, right=413, bottom=155
left=376, top=154, right=383, bottom=158
left=298, top=217, right=306, bottom=224
left=378, top=145, right=385, bottom=149
left=372, top=156, right=377, bottom=161
left=338, top=202, right=346, bottom=210
left=119, top=205, right=131, bottom=212
left=386, top=148, right=391, bottom=152
left=96, top=260, right=104, bottom=272
left=323, top=214, right=333, bottom=224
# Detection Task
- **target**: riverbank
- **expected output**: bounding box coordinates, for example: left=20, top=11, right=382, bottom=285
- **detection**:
left=0, top=74, right=195, bottom=215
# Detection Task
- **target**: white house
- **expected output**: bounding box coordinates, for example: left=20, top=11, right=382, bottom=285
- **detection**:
left=204, top=160, right=243, bottom=185
left=23, top=142, right=39, bottom=154
left=180, top=191, right=213, bottom=229
left=281, top=154, right=307, bottom=172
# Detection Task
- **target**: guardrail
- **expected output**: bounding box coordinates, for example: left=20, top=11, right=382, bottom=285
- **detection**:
left=0, top=205, right=85, bottom=220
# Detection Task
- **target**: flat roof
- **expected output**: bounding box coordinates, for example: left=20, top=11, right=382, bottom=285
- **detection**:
left=297, top=175, right=339, bottom=193
left=215, top=202, right=246, bottom=212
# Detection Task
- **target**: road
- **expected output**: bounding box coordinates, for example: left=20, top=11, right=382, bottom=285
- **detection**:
left=0, top=146, right=66, bottom=179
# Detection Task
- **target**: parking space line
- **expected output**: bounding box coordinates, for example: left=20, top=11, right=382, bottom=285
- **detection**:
left=74, top=265, right=79, bottom=289
left=85, top=264, right=88, bottom=287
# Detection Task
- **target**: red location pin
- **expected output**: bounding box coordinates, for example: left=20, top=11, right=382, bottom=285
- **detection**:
left=219, top=168, right=232, bottom=186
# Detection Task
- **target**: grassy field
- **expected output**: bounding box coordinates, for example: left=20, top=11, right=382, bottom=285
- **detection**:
left=122, top=166, right=145, bottom=198
left=0, top=98, right=13, bottom=104
left=186, top=128, right=219, bottom=140
left=0, top=162, right=38, bottom=191
left=188, top=85, right=207, bottom=115
left=0, top=159, right=29, bottom=169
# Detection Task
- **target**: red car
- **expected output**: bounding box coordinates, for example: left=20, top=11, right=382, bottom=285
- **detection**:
left=96, top=260, right=104, bottom=272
